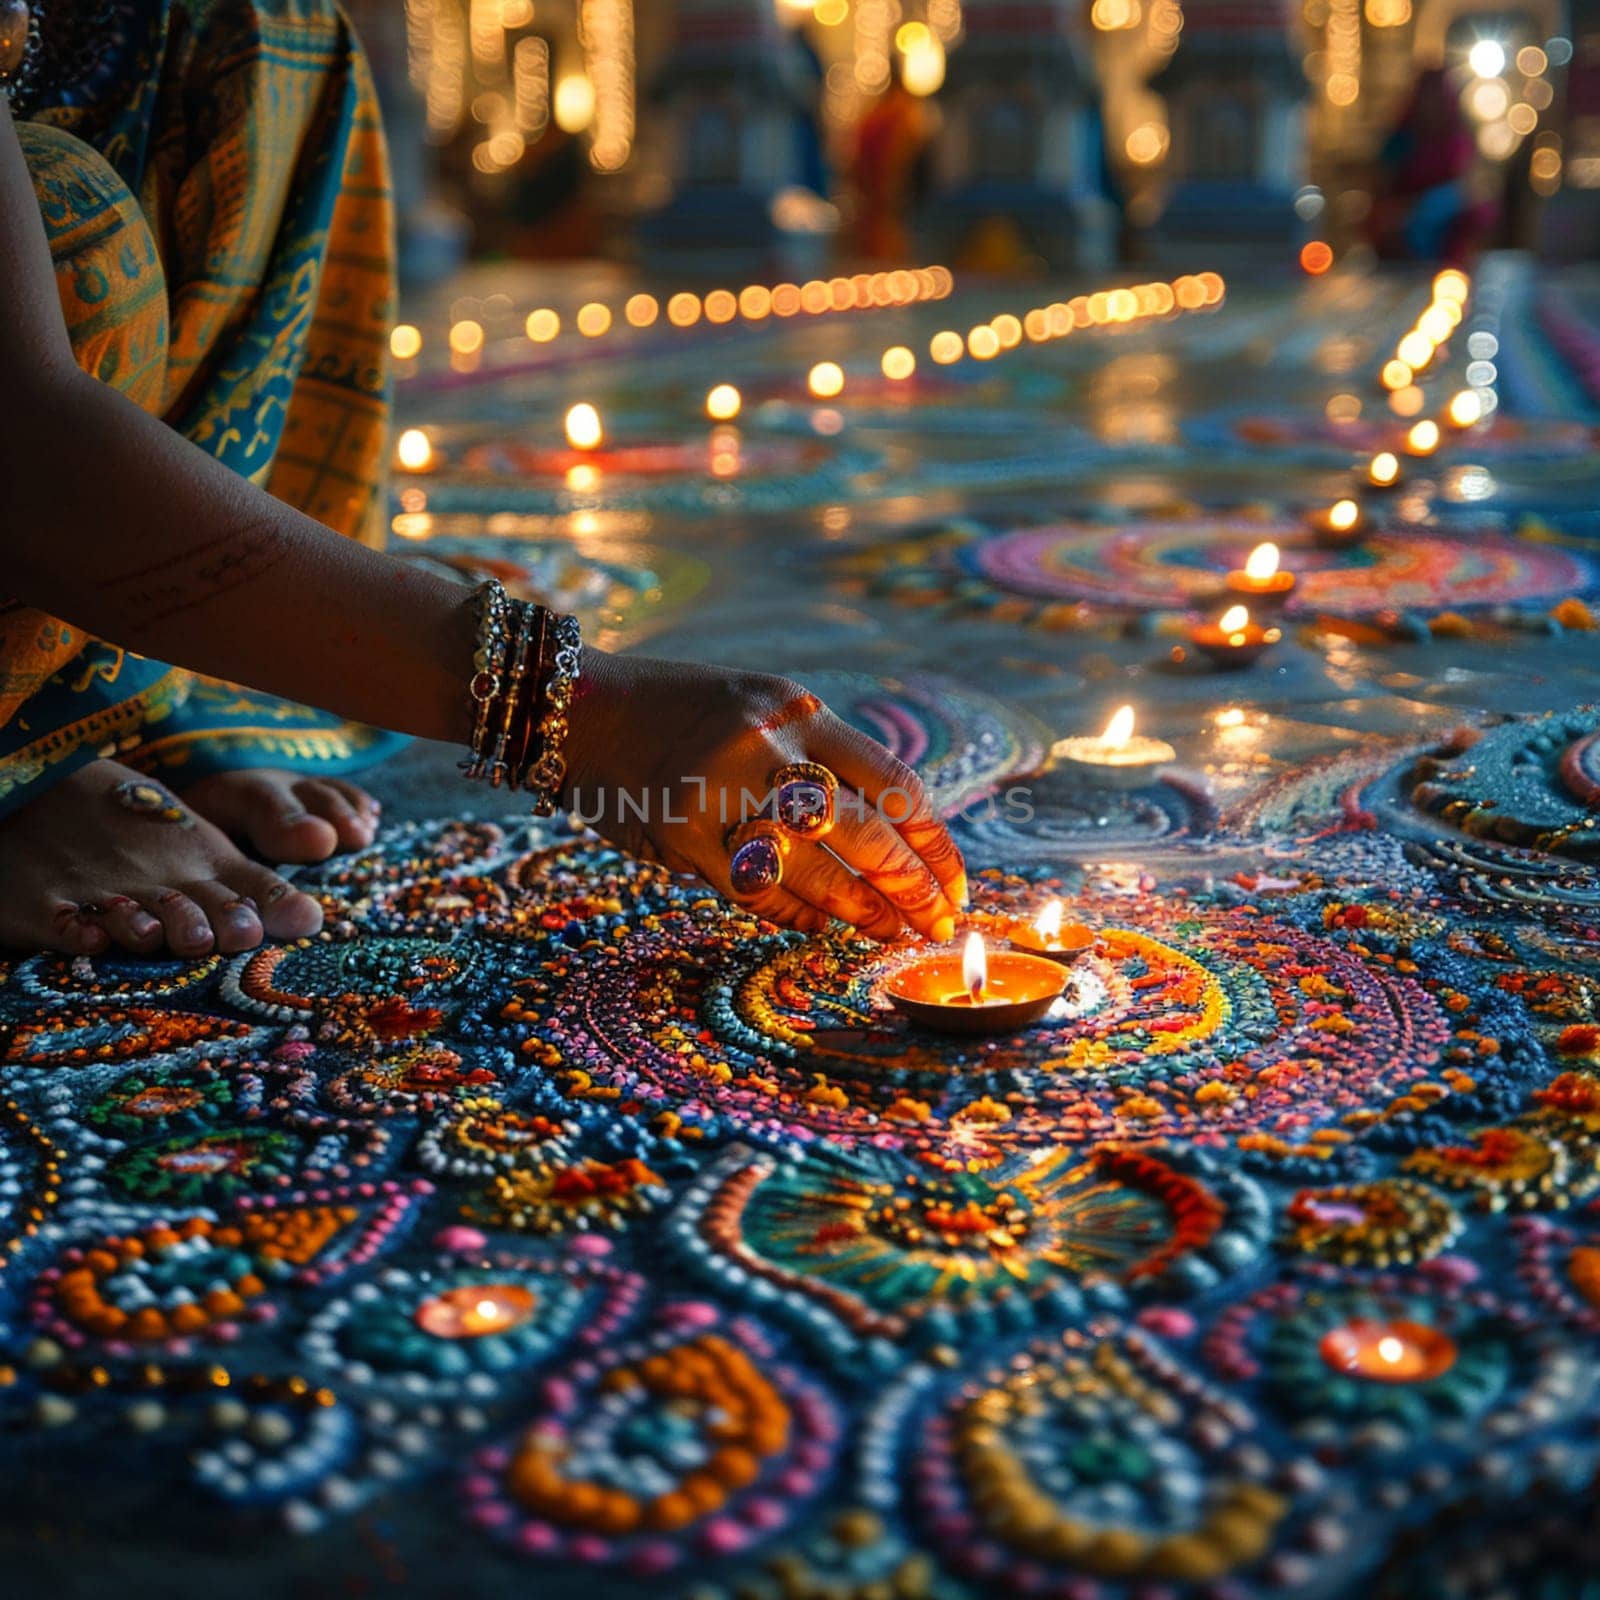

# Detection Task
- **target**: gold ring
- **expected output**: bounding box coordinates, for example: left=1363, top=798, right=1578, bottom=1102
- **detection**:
left=727, top=819, right=790, bottom=896
left=771, top=761, right=838, bottom=841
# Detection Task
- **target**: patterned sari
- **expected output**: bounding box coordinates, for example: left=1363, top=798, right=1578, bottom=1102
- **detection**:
left=0, top=0, right=404, bottom=818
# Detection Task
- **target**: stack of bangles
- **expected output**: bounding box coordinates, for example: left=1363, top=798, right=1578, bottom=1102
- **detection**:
left=459, top=579, right=582, bottom=816
left=725, top=762, right=840, bottom=896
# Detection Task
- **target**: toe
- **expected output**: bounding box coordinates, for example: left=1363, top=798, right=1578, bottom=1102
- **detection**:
left=185, top=881, right=266, bottom=955
left=331, top=779, right=381, bottom=822
left=185, top=772, right=339, bottom=863
left=146, top=889, right=216, bottom=958
left=295, top=780, right=377, bottom=852
left=46, top=900, right=110, bottom=956
left=99, top=896, right=165, bottom=955
left=224, top=862, right=324, bottom=940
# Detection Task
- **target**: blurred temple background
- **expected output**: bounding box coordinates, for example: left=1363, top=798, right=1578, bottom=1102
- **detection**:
left=343, top=0, right=1596, bottom=282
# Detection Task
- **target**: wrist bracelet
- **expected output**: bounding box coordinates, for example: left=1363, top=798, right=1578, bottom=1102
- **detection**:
left=458, top=579, right=581, bottom=814
left=522, top=611, right=582, bottom=815
left=461, top=580, right=511, bottom=783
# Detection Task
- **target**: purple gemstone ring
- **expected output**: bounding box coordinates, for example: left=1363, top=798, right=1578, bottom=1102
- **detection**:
left=727, top=819, right=789, bottom=896
left=771, top=761, right=839, bottom=841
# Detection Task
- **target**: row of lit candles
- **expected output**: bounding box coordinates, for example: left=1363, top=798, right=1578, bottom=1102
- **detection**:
left=394, top=269, right=1224, bottom=372
left=393, top=266, right=959, bottom=362
left=392, top=272, right=1227, bottom=471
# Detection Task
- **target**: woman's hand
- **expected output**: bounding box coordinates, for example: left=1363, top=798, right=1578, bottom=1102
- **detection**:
left=563, top=651, right=966, bottom=940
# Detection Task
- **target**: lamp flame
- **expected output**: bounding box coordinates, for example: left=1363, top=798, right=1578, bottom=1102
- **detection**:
left=1101, top=705, right=1136, bottom=749
left=962, top=932, right=987, bottom=1000
left=396, top=429, right=433, bottom=471
left=1034, top=900, right=1064, bottom=940
left=1329, top=499, right=1359, bottom=530
left=1377, top=1335, right=1404, bottom=1365
left=565, top=403, right=603, bottom=452
left=1219, top=605, right=1251, bottom=636
left=1370, top=451, right=1399, bottom=484
left=1244, top=542, right=1279, bottom=581
left=475, top=1299, right=500, bottom=1321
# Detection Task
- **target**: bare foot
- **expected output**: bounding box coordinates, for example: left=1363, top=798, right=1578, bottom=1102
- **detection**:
left=181, top=769, right=381, bottom=863
left=0, top=759, right=324, bottom=957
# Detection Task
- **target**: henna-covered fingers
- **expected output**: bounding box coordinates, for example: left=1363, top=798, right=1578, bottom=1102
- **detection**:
left=813, top=719, right=968, bottom=911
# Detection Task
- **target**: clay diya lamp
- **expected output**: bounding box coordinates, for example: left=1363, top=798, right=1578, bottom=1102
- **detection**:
left=1305, top=497, right=1368, bottom=548
left=1050, top=705, right=1176, bottom=791
left=1224, top=542, right=1295, bottom=612
left=885, top=932, right=1066, bottom=1035
left=1008, top=899, right=1096, bottom=966
left=1189, top=605, right=1281, bottom=670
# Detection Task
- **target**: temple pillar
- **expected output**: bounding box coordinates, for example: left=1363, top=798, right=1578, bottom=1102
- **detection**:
left=1151, top=0, right=1307, bottom=245
left=928, top=0, right=1117, bottom=270
left=637, top=0, right=833, bottom=273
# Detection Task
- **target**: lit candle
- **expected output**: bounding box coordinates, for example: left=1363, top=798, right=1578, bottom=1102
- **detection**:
left=1051, top=705, right=1176, bottom=790
left=808, top=361, right=845, bottom=399
left=706, top=384, right=742, bottom=422
left=1189, top=604, right=1281, bottom=670
left=1446, top=389, right=1483, bottom=429
left=565, top=402, right=603, bottom=452
left=1008, top=898, right=1097, bottom=964
left=884, top=932, right=1066, bottom=1035
left=395, top=428, right=435, bottom=473
left=1319, top=1318, right=1456, bottom=1383
left=1367, top=450, right=1401, bottom=489
left=414, top=1284, right=536, bottom=1339
left=1225, top=542, right=1295, bottom=609
left=1305, top=497, right=1368, bottom=547
left=1404, top=419, right=1441, bottom=457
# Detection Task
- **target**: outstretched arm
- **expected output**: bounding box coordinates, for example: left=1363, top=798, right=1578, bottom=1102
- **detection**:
left=0, top=101, right=964, bottom=938
left=0, top=100, right=477, bottom=748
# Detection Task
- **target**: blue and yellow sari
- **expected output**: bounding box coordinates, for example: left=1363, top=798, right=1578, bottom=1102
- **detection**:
left=0, top=0, right=403, bottom=817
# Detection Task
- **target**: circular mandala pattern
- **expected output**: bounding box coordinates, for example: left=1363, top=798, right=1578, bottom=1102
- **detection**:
left=509, top=875, right=1454, bottom=1157
left=418, top=1096, right=575, bottom=1178
left=86, top=1061, right=262, bottom=1140
left=877, top=1326, right=1311, bottom=1589
left=1408, top=711, right=1600, bottom=863
left=669, top=1143, right=1267, bottom=1359
left=302, top=1252, right=643, bottom=1400
left=324, top=1046, right=500, bottom=1117
left=464, top=1308, right=839, bottom=1572
left=3, top=787, right=1600, bottom=1586
left=795, top=669, right=1050, bottom=815
left=967, top=520, right=1592, bottom=619
left=28, top=1208, right=362, bottom=1347
left=105, top=1127, right=308, bottom=1204
left=226, top=936, right=474, bottom=1044
left=1204, top=1267, right=1587, bottom=1456
left=952, top=765, right=1219, bottom=865
left=1283, top=1179, right=1463, bottom=1266
left=462, top=1155, right=670, bottom=1236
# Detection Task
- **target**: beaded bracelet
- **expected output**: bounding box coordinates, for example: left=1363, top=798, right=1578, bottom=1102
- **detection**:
left=461, top=580, right=512, bottom=784
left=521, top=610, right=582, bottom=815
left=458, top=579, right=581, bottom=813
